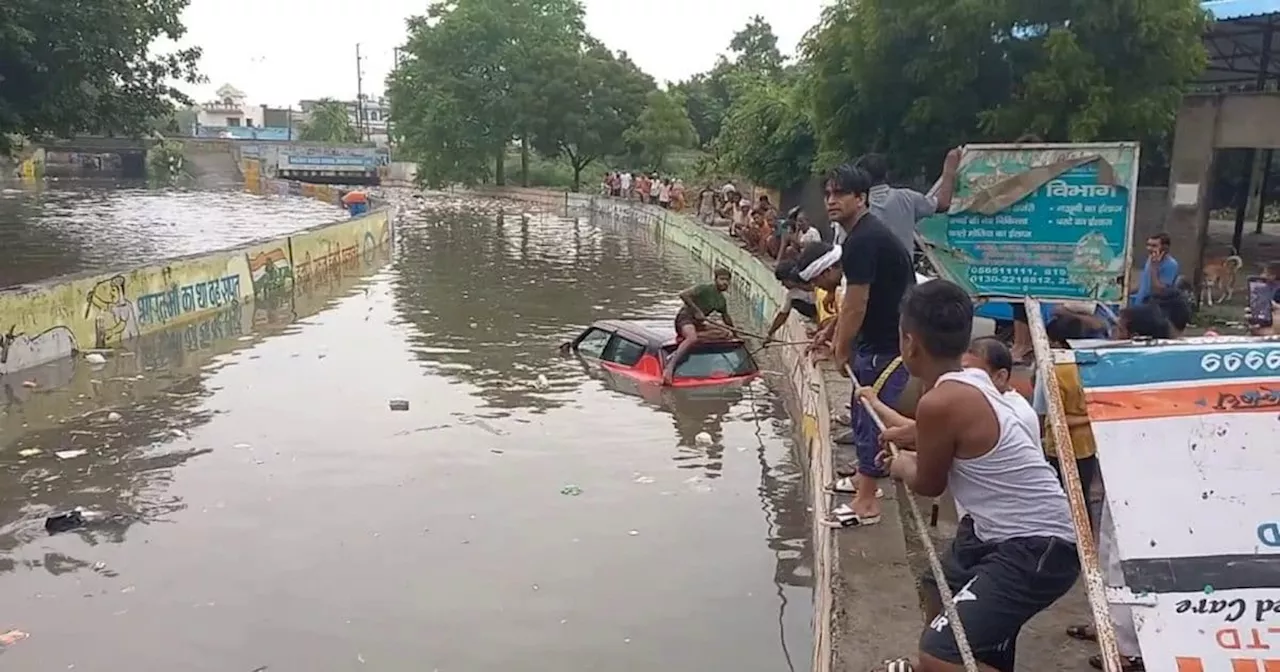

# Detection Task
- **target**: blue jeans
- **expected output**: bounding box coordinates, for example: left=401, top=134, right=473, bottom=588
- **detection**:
left=850, top=347, right=909, bottom=478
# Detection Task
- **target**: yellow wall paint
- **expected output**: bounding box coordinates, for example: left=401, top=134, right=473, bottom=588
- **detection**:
left=0, top=181, right=392, bottom=376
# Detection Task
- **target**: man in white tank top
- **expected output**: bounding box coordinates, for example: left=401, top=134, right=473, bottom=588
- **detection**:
left=875, top=280, right=1079, bottom=672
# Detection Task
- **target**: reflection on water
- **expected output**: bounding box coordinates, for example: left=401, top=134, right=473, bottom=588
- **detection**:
left=0, top=181, right=341, bottom=287
left=0, top=194, right=811, bottom=671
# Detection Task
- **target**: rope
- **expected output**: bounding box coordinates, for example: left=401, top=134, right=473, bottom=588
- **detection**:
left=845, top=364, right=980, bottom=672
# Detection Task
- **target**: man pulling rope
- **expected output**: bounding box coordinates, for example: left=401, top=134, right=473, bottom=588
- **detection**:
left=871, top=280, right=1081, bottom=672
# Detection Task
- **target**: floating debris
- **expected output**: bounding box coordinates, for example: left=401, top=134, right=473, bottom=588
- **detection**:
left=18, top=449, right=41, bottom=458
left=535, top=374, right=549, bottom=390
left=21, top=380, right=37, bottom=389
left=389, top=399, right=410, bottom=411
left=694, top=432, right=713, bottom=446
left=54, top=450, right=88, bottom=460
left=560, top=485, right=583, bottom=496
left=106, top=412, right=122, bottom=422
left=633, top=475, right=655, bottom=484
left=0, top=629, right=28, bottom=648
left=169, top=428, right=187, bottom=438
left=84, top=353, right=107, bottom=365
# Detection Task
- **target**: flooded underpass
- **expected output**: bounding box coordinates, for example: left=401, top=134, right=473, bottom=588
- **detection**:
left=0, top=182, right=342, bottom=286
left=0, top=194, right=813, bottom=671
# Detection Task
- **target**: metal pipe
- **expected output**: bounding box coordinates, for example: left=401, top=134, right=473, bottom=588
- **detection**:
left=1025, top=297, right=1123, bottom=672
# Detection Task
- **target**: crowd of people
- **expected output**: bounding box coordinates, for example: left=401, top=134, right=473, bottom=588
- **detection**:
left=662, top=149, right=1278, bottom=672
left=601, top=171, right=687, bottom=211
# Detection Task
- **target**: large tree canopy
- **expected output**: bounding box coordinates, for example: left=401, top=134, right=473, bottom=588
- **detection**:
left=803, top=0, right=1209, bottom=179
left=0, top=0, right=202, bottom=154
left=389, top=0, right=619, bottom=188
left=624, top=90, right=696, bottom=171
left=527, top=42, right=654, bottom=190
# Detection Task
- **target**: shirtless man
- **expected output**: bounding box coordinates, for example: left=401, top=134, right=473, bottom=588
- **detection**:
left=875, top=279, right=1080, bottom=672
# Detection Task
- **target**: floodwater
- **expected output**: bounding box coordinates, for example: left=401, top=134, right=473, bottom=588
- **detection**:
left=0, top=194, right=813, bottom=671
left=0, top=181, right=342, bottom=288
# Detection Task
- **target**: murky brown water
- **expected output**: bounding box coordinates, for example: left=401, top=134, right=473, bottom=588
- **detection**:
left=0, top=194, right=812, bottom=671
left=0, top=181, right=342, bottom=288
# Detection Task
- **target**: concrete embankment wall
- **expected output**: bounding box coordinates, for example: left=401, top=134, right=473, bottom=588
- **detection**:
left=466, top=184, right=839, bottom=672
left=0, top=176, right=393, bottom=377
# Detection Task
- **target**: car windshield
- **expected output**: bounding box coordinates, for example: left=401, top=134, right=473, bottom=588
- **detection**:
left=667, top=343, right=756, bottom=379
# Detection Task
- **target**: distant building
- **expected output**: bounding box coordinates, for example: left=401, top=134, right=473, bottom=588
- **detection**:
left=197, top=85, right=263, bottom=129
left=297, top=95, right=391, bottom=146
left=194, top=84, right=297, bottom=141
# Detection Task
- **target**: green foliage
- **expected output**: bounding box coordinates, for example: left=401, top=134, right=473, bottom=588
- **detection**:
left=527, top=42, right=654, bottom=190
left=298, top=99, right=360, bottom=144
left=803, top=0, right=1209, bottom=179
left=147, top=139, right=186, bottom=184
left=0, top=0, right=203, bottom=155
left=389, top=0, right=592, bottom=188
left=714, top=76, right=817, bottom=190
left=671, top=16, right=786, bottom=149
left=624, top=90, right=696, bottom=171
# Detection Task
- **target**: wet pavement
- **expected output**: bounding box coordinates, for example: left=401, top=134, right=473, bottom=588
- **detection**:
left=0, top=195, right=812, bottom=671
left=0, top=181, right=341, bottom=288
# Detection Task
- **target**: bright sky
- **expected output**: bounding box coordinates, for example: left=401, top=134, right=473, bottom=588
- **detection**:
left=170, top=0, right=829, bottom=107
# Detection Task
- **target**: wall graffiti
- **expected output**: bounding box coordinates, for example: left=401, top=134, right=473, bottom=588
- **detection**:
left=85, top=275, right=141, bottom=349
left=0, top=326, right=79, bottom=375
left=246, top=247, right=293, bottom=297
left=295, top=242, right=359, bottom=284
left=136, top=275, right=242, bottom=328
left=136, top=303, right=245, bottom=371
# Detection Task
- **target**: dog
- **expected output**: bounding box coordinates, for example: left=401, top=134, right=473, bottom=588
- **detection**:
left=1201, top=254, right=1244, bottom=306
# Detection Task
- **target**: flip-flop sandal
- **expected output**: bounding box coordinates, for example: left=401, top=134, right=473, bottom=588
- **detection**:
left=1066, top=625, right=1097, bottom=642
left=1089, top=655, right=1144, bottom=671
left=821, top=503, right=881, bottom=528
left=823, top=477, right=885, bottom=499
left=878, top=658, right=914, bottom=672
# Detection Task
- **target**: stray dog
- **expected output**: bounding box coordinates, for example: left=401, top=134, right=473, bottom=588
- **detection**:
left=1201, top=254, right=1244, bottom=305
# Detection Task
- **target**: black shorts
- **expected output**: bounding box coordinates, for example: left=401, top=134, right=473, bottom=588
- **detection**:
left=791, top=299, right=818, bottom=321
left=920, top=517, right=1080, bottom=672
left=674, top=311, right=703, bottom=335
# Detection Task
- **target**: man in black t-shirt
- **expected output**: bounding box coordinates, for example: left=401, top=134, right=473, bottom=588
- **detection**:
left=798, top=163, right=915, bottom=528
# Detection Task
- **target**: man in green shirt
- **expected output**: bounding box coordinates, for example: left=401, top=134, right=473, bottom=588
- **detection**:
left=663, top=267, right=735, bottom=385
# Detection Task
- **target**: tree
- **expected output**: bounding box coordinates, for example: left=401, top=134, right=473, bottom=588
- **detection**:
left=528, top=43, right=654, bottom=190
left=672, top=17, right=786, bottom=149
left=803, top=0, right=1208, bottom=179
left=389, top=0, right=586, bottom=188
left=0, top=0, right=202, bottom=155
left=624, top=90, right=696, bottom=171
left=298, top=99, right=360, bottom=143
left=714, top=75, right=816, bottom=191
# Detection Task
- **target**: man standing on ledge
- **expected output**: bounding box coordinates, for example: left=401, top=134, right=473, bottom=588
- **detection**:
left=801, top=163, right=916, bottom=527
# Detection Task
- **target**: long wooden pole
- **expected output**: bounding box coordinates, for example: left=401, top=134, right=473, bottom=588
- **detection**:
left=1025, top=297, right=1122, bottom=672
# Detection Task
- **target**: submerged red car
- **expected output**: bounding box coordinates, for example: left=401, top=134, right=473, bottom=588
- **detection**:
left=567, top=319, right=759, bottom=388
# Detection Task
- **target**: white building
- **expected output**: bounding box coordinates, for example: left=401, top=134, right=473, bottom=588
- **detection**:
left=196, top=84, right=265, bottom=129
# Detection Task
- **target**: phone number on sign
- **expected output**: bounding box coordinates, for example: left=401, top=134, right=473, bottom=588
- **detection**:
left=969, top=266, right=1074, bottom=287
left=1200, top=349, right=1280, bottom=373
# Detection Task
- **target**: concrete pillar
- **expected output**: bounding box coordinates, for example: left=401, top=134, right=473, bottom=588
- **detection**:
left=1165, top=96, right=1221, bottom=298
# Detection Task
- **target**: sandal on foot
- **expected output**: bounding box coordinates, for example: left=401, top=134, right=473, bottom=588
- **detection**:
left=823, top=477, right=884, bottom=499
left=1066, top=625, right=1097, bottom=642
left=1089, top=655, right=1143, bottom=671
left=876, top=658, right=915, bottom=672
left=821, top=503, right=881, bottom=528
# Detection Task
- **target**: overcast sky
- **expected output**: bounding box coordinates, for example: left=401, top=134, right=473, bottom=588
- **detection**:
left=169, top=0, right=828, bottom=107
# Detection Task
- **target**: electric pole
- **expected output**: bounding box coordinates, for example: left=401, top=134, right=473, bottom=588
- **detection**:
left=355, top=43, right=366, bottom=142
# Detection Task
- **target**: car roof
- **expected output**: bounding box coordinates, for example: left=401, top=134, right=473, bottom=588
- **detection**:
left=591, top=319, right=674, bottom=348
